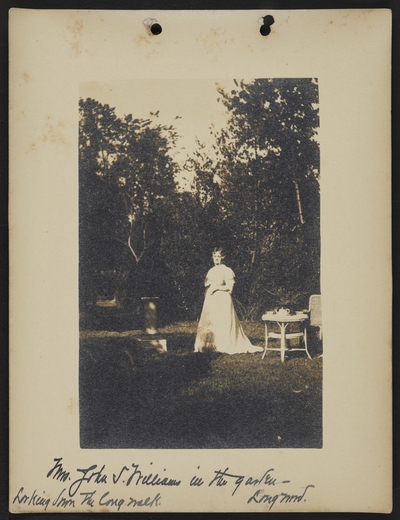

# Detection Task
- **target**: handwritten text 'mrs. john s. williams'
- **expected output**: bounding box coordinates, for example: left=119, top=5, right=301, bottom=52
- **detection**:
left=46, top=458, right=181, bottom=497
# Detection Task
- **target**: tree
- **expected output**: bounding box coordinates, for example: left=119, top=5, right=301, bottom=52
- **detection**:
left=192, top=79, right=320, bottom=316
left=159, top=144, right=236, bottom=320
left=79, top=98, right=179, bottom=311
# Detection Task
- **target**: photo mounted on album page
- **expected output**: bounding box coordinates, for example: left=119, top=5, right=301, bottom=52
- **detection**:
left=9, top=9, right=392, bottom=513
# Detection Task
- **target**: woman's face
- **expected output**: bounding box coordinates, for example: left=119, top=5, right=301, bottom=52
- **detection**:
left=213, top=253, right=222, bottom=266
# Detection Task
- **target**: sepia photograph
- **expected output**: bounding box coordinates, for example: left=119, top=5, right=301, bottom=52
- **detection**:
left=9, top=8, right=391, bottom=513
left=79, top=78, right=323, bottom=449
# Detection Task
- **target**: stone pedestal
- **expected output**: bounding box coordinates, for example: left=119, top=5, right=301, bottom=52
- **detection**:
left=141, top=296, right=159, bottom=334
left=140, top=296, right=167, bottom=351
left=136, top=334, right=167, bottom=352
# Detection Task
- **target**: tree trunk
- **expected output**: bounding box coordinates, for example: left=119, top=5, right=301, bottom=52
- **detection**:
left=293, top=180, right=305, bottom=224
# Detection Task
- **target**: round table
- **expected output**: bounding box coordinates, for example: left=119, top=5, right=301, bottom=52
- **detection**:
left=261, top=312, right=310, bottom=363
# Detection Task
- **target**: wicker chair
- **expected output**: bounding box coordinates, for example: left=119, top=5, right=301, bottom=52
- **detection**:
left=305, top=294, right=322, bottom=341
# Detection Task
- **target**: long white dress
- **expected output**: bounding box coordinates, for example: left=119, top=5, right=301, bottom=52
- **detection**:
left=194, top=264, right=263, bottom=354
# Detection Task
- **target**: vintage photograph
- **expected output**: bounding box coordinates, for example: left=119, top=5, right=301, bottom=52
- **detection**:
left=10, top=8, right=392, bottom=513
left=79, top=78, right=322, bottom=449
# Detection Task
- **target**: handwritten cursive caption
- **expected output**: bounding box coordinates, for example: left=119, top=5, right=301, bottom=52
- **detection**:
left=11, top=457, right=315, bottom=512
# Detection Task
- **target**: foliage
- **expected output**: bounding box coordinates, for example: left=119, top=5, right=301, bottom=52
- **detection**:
left=79, top=79, right=320, bottom=324
left=79, top=98, right=180, bottom=311
left=187, top=79, right=320, bottom=315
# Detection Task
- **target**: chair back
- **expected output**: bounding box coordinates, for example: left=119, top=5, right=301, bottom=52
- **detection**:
left=309, top=295, right=322, bottom=327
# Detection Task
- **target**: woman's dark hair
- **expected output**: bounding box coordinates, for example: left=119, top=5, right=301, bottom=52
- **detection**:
left=212, top=247, right=226, bottom=259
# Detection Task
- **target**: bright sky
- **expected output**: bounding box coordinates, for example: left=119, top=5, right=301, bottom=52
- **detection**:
left=80, top=79, right=235, bottom=188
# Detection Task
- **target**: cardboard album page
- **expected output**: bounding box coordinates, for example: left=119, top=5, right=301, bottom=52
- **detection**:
left=9, top=9, right=391, bottom=513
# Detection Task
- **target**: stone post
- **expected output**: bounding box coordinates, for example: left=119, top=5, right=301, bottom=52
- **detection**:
left=139, top=297, right=167, bottom=351
left=141, top=296, right=159, bottom=335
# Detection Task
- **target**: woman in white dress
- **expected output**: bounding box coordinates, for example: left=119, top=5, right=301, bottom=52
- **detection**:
left=194, top=249, right=263, bottom=354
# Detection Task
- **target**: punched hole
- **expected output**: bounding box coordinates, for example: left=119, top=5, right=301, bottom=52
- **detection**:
left=151, top=23, right=162, bottom=35
left=260, top=15, right=274, bottom=36
left=260, top=25, right=271, bottom=36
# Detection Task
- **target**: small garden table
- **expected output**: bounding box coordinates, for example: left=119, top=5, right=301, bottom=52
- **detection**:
left=261, top=312, right=311, bottom=363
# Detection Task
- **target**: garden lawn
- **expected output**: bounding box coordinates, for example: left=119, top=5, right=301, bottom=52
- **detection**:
left=80, top=321, right=322, bottom=449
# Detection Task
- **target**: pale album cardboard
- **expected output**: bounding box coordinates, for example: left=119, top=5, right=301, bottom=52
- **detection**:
left=9, top=9, right=391, bottom=513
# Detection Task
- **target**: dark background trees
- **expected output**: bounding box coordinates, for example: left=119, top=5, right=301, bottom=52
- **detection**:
left=79, top=98, right=181, bottom=322
left=214, top=78, right=320, bottom=315
left=79, top=78, right=320, bottom=328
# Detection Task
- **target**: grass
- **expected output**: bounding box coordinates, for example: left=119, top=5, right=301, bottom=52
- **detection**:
left=80, top=321, right=322, bottom=449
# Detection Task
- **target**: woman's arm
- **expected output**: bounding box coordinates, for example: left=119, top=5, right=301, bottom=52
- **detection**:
left=210, top=283, right=229, bottom=294
left=209, top=272, right=235, bottom=294
left=210, top=286, right=231, bottom=294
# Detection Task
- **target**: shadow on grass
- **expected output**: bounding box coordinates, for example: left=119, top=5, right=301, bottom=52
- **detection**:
left=80, top=332, right=322, bottom=449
